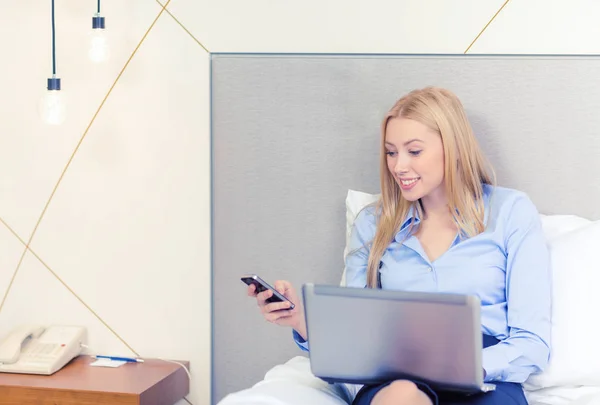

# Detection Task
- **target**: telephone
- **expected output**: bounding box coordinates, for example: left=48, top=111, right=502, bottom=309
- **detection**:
left=0, top=325, right=87, bottom=375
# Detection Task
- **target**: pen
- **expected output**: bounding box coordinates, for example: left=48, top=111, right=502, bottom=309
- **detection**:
left=94, top=355, right=144, bottom=363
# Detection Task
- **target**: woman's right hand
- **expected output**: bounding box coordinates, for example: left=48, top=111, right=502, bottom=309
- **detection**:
left=247, top=280, right=307, bottom=341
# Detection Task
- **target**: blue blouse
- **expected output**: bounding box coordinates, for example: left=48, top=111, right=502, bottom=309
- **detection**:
left=294, top=184, right=551, bottom=384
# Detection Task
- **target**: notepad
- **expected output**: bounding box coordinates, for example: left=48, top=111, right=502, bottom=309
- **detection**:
left=90, top=358, right=127, bottom=368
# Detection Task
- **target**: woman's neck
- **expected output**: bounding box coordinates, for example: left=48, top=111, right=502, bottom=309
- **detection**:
left=420, top=193, right=451, bottom=221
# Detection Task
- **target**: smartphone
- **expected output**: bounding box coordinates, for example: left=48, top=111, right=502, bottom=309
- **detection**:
left=241, top=274, right=295, bottom=309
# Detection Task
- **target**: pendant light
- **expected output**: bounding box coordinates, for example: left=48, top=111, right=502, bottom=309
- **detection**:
left=89, top=0, right=109, bottom=63
left=39, top=0, right=66, bottom=125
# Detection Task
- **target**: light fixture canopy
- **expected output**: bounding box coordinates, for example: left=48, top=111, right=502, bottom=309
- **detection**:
left=47, top=77, right=61, bottom=91
left=92, top=15, right=105, bottom=29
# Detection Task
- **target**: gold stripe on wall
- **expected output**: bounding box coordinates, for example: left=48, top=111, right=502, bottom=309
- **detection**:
left=464, top=0, right=512, bottom=53
left=0, top=217, right=26, bottom=246
left=156, top=0, right=210, bottom=53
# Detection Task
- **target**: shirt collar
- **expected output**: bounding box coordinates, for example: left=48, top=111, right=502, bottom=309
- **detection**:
left=395, top=204, right=421, bottom=242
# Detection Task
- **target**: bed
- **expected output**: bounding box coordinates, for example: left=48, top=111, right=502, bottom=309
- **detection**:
left=210, top=53, right=600, bottom=405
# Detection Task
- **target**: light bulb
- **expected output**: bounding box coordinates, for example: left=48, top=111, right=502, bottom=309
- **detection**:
left=89, top=16, right=109, bottom=63
left=39, top=78, right=66, bottom=125
left=89, top=29, right=109, bottom=63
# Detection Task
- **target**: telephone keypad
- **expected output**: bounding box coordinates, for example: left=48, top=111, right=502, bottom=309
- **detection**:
left=23, top=343, right=62, bottom=360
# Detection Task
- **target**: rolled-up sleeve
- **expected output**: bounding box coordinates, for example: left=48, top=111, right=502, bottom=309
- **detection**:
left=483, top=194, right=552, bottom=382
left=292, top=329, right=309, bottom=352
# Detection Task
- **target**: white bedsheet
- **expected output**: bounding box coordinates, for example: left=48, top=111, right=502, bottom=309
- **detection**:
left=218, top=356, right=600, bottom=405
left=525, top=386, right=600, bottom=405
left=218, top=356, right=354, bottom=405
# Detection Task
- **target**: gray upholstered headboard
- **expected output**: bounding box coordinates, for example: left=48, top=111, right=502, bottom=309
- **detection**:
left=210, top=54, right=600, bottom=403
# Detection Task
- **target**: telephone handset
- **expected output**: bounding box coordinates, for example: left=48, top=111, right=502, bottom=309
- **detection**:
left=0, top=325, right=87, bottom=375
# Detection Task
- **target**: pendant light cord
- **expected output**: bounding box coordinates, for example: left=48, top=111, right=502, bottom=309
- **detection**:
left=51, top=0, right=56, bottom=76
left=97, top=0, right=101, bottom=14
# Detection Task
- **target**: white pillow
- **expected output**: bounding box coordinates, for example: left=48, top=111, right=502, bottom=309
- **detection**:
left=524, top=220, right=600, bottom=390
left=539, top=213, right=592, bottom=242
left=343, top=189, right=599, bottom=390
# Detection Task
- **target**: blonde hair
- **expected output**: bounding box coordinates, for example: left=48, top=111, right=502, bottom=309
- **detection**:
left=365, top=87, right=495, bottom=288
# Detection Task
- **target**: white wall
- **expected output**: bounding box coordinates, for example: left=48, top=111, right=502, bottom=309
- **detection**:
left=0, top=1, right=598, bottom=404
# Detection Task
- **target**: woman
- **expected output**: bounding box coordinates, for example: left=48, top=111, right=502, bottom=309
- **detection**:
left=247, top=87, right=551, bottom=405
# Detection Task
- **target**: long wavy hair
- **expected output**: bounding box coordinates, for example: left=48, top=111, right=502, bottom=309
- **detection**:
left=365, top=87, right=496, bottom=288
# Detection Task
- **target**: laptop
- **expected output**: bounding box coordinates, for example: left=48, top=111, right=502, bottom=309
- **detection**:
left=301, top=283, right=496, bottom=394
